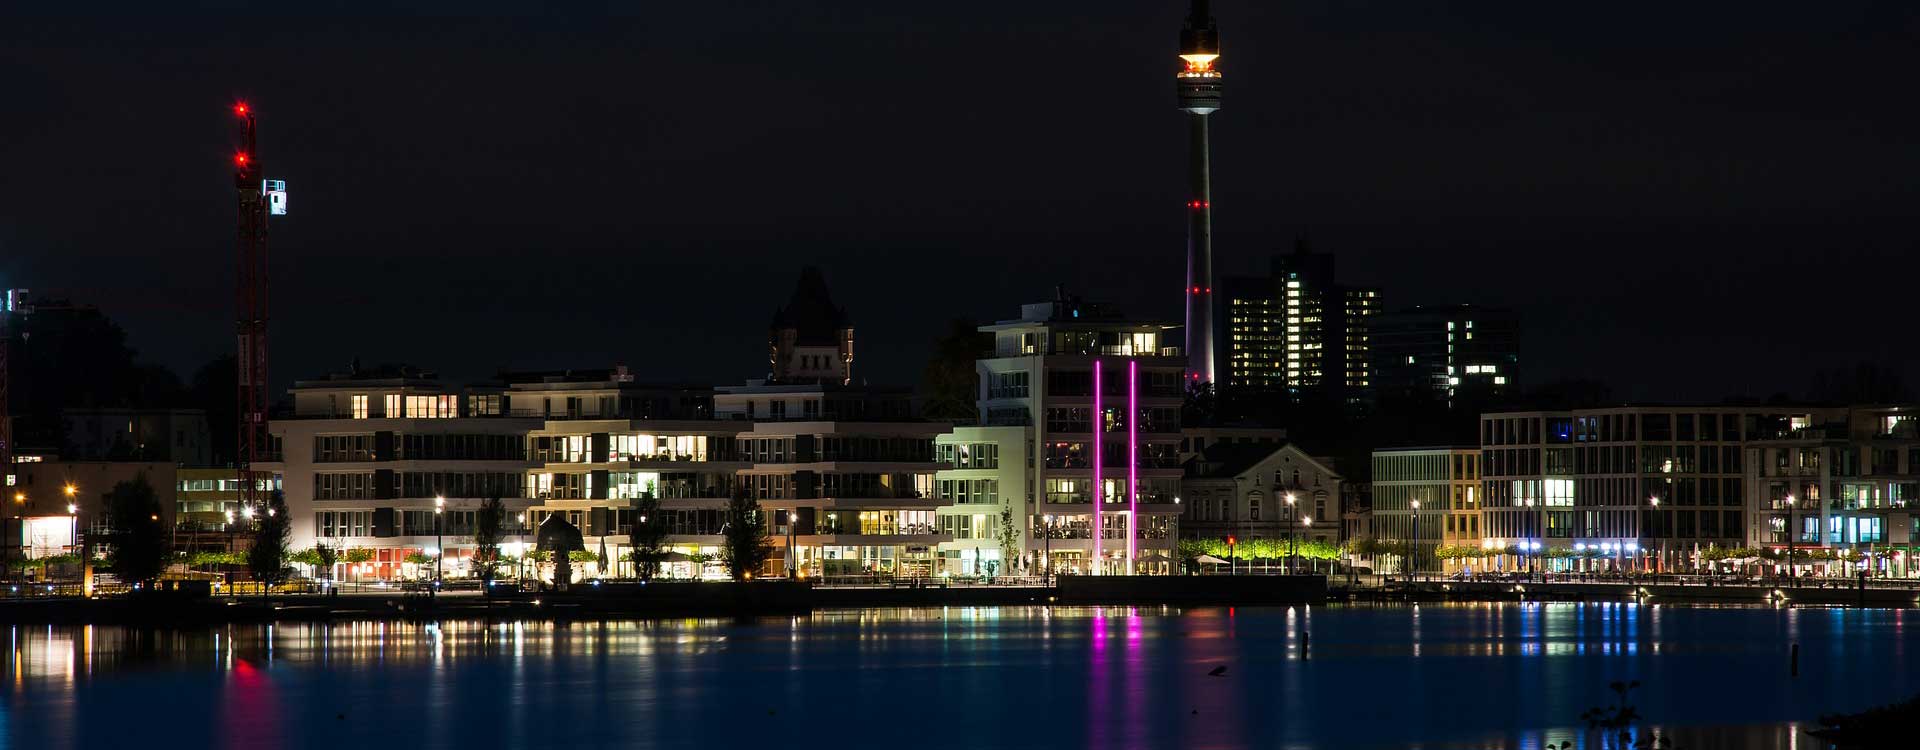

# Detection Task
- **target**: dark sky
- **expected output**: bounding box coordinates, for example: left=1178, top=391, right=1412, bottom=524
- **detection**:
left=4, top=1, right=1917, bottom=401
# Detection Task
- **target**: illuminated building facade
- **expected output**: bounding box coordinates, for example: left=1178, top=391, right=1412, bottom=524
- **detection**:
left=1180, top=443, right=1343, bottom=549
left=1742, top=405, right=1920, bottom=576
left=262, top=368, right=540, bottom=581
left=713, top=382, right=948, bottom=577
left=1370, top=447, right=1480, bottom=573
left=976, top=291, right=1185, bottom=575
left=1480, top=406, right=1825, bottom=572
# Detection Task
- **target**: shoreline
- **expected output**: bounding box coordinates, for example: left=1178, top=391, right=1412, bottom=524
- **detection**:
left=3, top=577, right=1912, bottom=625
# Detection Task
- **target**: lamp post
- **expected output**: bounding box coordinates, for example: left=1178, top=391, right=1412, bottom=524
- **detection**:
left=1784, top=493, right=1797, bottom=584
left=1302, top=516, right=1314, bottom=575
left=434, top=496, right=445, bottom=589
left=1285, top=492, right=1297, bottom=574
left=1409, top=499, right=1421, bottom=584
left=1649, top=495, right=1662, bottom=576
left=1041, top=514, right=1053, bottom=585
left=10, top=492, right=24, bottom=568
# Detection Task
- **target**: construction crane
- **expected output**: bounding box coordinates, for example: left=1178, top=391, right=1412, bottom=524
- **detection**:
left=233, top=101, right=287, bottom=512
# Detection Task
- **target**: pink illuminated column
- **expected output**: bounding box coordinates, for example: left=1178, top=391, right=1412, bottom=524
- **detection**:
left=1092, top=359, right=1104, bottom=572
left=1127, top=360, right=1139, bottom=573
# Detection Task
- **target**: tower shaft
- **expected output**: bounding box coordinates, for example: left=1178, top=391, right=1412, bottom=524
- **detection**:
left=1177, top=0, right=1222, bottom=385
left=1184, top=112, right=1215, bottom=384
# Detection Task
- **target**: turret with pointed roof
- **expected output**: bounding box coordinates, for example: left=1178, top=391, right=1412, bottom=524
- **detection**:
left=768, top=267, right=855, bottom=385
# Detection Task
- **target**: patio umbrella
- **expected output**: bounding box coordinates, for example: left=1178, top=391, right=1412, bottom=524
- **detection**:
left=661, top=551, right=692, bottom=563
left=598, top=537, right=609, bottom=577
left=1197, top=555, right=1230, bottom=565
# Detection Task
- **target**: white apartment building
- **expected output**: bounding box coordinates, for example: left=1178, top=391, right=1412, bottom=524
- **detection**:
left=933, top=425, right=1028, bottom=575
left=715, top=382, right=949, bottom=577
left=261, top=368, right=541, bottom=580
left=976, top=291, right=1185, bottom=575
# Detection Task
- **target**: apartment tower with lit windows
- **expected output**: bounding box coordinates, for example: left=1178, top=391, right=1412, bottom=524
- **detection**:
left=1223, top=242, right=1380, bottom=405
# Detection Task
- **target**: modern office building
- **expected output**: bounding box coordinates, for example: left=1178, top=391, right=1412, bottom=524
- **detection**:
left=1372, top=305, right=1518, bottom=405
left=1371, top=447, right=1481, bottom=573
left=976, top=291, right=1185, bottom=575
left=1222, top=242, right=1380, bottom=404
left=1479, top=406, right=1839, bottom=571
left=1743, top=405, right=1920, bottom=575
left=1180, top=442, right=1342, bottom=548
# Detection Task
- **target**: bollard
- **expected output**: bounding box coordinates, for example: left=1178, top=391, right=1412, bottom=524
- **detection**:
left=1791, top=643, right=1799, bottom=677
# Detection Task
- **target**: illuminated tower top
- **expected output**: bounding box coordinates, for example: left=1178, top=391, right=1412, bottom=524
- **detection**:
left=1178, top=0, right=1222, bottom=114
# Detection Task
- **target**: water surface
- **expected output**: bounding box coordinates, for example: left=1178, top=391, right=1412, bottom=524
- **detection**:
left=5, top=603, right=1912, bottom=749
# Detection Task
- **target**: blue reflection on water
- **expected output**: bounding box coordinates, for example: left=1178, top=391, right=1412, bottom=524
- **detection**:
left=2, top=603, right=1910, bottom=749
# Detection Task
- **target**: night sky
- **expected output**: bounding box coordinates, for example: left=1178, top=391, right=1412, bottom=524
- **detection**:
left=4, top=1, right=1916, bottom=401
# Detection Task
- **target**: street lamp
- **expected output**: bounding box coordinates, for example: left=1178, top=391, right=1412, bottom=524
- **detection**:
left=1409, top=499, right=1421, bottom=584
left=1302, top=516, right=1314, bottom=575
left=1784, top=493, right=1797, bottom=584
left=434, top=496, right=445, bottom=588
left=1649, top=495, right=1662, bottom=575
left=1041, top=514, right=1054, bottom=585
left=1285, top=492, right=1297, bottom=574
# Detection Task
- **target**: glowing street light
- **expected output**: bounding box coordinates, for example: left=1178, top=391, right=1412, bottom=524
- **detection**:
left=434, top=496, right=446, bottom=587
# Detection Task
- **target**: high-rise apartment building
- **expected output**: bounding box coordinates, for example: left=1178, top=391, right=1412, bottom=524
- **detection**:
left=1223, top=243, right=1379, bottom=404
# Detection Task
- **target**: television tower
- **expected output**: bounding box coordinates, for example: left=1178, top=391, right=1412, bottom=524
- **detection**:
left=1178, top=0, right=1222, bottom=385
left=233, top=102, right=286, bottom=511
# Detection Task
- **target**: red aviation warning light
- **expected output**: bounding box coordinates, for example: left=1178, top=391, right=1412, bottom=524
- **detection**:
left=234, top=152, right=250, bottom=167
left=234, top=102, right=250, bottom=117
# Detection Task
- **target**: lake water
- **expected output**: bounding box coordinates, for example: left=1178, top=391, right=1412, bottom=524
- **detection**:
left=3, top=603, right=1914, bottom=749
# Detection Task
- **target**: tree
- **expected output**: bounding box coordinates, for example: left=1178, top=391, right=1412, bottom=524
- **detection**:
left=247, top=491, right=291, bottom=592
left=472, top=494, right=505, bottom=583
left=630, top=493, right=667, bottom=582
left=102, top=475, right=169, bottom=586
left=996, top=503, right=1020, bottom=576
left=189, top=354, right=239, bottom=467
left=721, top=491, right=773, bottom=580
left=312, top=543, right=338, bottom=580
left=920, top=318, right=986, bottom=421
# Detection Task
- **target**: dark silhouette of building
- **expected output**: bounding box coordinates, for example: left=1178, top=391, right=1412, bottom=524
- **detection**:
left=1373, top=305, right=1520, bottom=406
left=768, top=267, right=854, bottom=385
